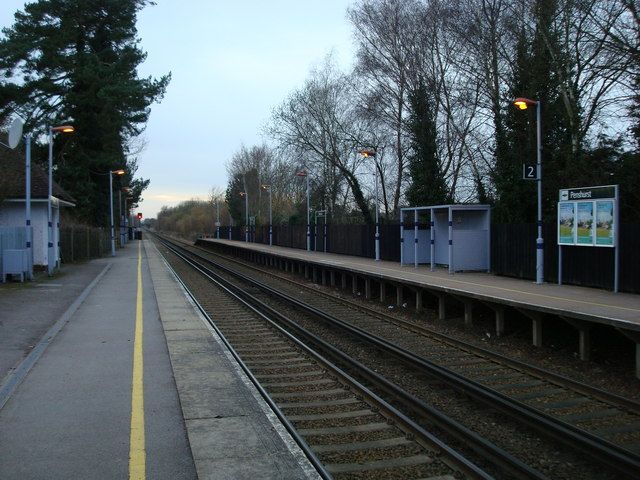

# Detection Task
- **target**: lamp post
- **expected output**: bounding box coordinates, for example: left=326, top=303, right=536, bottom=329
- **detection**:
left=514, top=97, right=543, bottom=284
left=121, top=187, right=131, bottom=245
left=216, top=201, right=220, bottom=239
left=109, top=169, right=126, bottom=256
left=47, top=124, right=74, bottom=275
left=296, top=170, right=310, bottom=251
left=25, top=134, right=33, bottom=279
left=261, top=184, right=272, bottom=246
left=239, top=191, right=249, bottom=242
left=359, top=149, right=380, bottom=261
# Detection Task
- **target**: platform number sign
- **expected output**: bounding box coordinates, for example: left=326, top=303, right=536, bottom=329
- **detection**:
left=523, top=163, right=537, bottom=180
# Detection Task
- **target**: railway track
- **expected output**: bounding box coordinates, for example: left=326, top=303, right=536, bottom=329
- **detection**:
left=152, top=236, right=496, bottom=479
left=153, top=233, right=640, bottom=478
left=186, top=238, right=640, bottom=461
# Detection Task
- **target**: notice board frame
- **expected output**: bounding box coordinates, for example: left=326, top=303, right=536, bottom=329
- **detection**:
left=557, top=185, right=619, bottom=292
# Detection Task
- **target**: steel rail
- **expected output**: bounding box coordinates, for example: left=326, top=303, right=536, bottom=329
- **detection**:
left=166, top=235, right=640, bottom=479
left=155, top=235, right=494, bottom=480
left=186, top=237, right=640, bottom=415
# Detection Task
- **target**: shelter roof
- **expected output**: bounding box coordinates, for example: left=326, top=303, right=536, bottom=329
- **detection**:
left=0, top=156, right=76, bottom=205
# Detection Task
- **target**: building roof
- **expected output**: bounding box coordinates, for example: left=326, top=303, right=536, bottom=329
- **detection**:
left=0, top=156, right=76, bottom=205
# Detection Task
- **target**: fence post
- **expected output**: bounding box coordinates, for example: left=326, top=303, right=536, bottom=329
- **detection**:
left=86, top=227, right=90, bottom=259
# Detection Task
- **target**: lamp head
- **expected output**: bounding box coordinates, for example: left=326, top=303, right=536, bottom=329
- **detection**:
left=239, top=191, right=246, bottom=197
left=359, top=148, right=376, bottom=158
left=51, top=125, right=75, bottom=133
left=514, top=97, right=537, bottom=110
left=260, top=184, right=270, bottom=191
left=112, top=169, right=126, bottom=175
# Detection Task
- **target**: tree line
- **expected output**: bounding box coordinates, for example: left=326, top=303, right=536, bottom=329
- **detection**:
left=225, top=0, right=639, bottom=228
left=0, top=0, right=169, bottom=226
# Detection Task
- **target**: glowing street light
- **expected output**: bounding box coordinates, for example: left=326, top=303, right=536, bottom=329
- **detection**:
left=359, top=148, right=380, bottom=261
left=296, top=170, right=310, bottom=251
left=513, top=96, right=544, bottom=284
left=47, top=124, right=74, bottom=275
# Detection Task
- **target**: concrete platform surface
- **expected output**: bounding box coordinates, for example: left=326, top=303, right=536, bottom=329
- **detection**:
left=0, top=239, right=318, bottom=479
left=200, top=239, right=640, bottom=332
left=145, top=239, right=319, bottom=480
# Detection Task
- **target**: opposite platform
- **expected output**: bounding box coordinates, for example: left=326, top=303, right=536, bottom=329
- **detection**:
left=197, top=237, right=640, bottom=377
left=198, top=238, right=640, bottom=331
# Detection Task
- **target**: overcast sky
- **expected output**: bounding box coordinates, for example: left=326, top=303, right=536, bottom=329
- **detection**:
left=1, top=1, right=356, bottom=218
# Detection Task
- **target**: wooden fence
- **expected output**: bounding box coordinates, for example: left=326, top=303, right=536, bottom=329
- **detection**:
left=59, top=226, right=110, bottom=263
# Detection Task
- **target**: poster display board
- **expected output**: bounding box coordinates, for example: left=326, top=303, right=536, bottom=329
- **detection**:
left=557, top=185, right=617, bottom=248
left=557, top=185, right=619, bottom=292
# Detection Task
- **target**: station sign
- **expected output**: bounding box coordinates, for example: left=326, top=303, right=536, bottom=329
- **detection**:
left=559, top=185, right=616, bottom=201
left=557, top=185, right=617, bottom=247
left=522, top=163, right=537, bottom=180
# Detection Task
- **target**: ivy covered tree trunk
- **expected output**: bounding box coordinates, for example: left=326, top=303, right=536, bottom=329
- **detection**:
left=405, top=80, right=449, bottom=207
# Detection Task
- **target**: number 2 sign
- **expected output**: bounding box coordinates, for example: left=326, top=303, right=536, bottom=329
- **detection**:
left=523, top=163, right=537, bottom=180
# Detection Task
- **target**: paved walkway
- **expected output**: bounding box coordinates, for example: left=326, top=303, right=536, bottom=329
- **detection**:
left=0, top=240, right=317, bottom=479
left=200, top=239, right=640, bottom=332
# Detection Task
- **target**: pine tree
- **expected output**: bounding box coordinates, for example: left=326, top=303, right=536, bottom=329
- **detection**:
left=405, top=80, right=449, bottom=207
left=0, top=0, right=170, bottom=224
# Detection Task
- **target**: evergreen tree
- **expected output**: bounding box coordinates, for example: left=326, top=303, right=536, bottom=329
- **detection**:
left=0, top=0, right=170, bottom=224
left=492, top=24, right=537, bottom=222
left=405, top=80, right=449, bottom=206
left=494, top=0, right=577, bottom=222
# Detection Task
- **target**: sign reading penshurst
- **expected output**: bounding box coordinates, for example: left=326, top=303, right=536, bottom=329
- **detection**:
left=558, top=185, right=617, bottom=248
left=557, top=185, right=620, bottom=292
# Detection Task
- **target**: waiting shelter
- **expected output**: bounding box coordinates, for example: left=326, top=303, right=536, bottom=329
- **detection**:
left=400, top=204, right=491, bottom=273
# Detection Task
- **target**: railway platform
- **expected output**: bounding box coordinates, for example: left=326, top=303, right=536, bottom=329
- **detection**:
left=0, top=239, right=318, bottom=479
left=197, top=238, right=640, bottom=377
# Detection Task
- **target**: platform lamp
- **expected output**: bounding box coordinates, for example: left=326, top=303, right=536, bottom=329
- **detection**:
left=359, top=149, right=380, bottom=261
left=296, top=170, right=311, bottom=251
left=514, top=97, right=544, bottom=285
left=239, top=191, right=249, bottom=242
left=121, top=187, right=131, bottom=246
left=47, top=124, right=74, bottom=275
left=109, top=169, right=126, bottom=256
left=126, top=195, right=135, bottom=240
left=261, top=184, right=273, bottom=246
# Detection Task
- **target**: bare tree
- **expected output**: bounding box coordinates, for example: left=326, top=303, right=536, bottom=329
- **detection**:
left=348, top=0, right=424, bottom=214
left=267, top=57, right=373, bottom=223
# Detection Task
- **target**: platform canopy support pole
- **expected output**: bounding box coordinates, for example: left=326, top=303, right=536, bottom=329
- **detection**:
left=430, top=208, right=435, bottom=272
left=400, top=210, right=404, bottom=265
left=414, top=209, right=418, bottom=269
left=448, top=207, right=453, bottom=274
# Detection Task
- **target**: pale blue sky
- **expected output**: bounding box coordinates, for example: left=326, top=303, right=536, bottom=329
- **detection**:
left=1, top=1, right=356, bottom=217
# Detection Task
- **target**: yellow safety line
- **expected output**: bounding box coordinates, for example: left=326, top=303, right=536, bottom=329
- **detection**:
left=129, top=241, right=145, bottom=479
